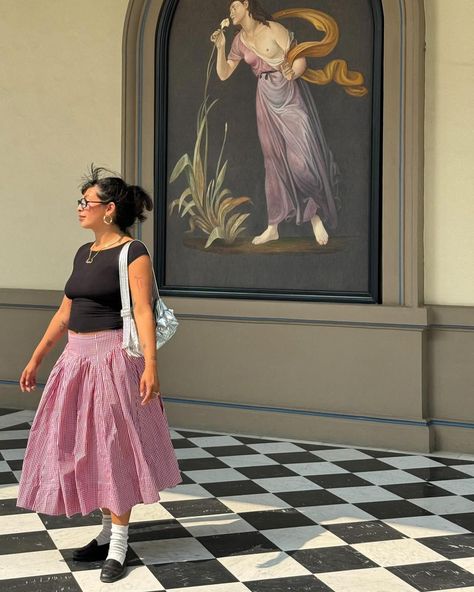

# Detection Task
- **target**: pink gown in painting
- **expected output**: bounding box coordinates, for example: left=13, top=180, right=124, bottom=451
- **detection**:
left=228, top=30, right=341, bottom=229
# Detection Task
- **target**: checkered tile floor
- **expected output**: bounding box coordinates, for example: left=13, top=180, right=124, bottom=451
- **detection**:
left=1, top=407, right=474, bottom=591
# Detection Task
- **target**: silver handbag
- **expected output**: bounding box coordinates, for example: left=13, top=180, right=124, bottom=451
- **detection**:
left=119, top=240, right=178, bottom=357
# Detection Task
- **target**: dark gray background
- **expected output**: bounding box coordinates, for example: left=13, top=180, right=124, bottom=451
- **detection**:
left=161, top=0, right=376, bottom=294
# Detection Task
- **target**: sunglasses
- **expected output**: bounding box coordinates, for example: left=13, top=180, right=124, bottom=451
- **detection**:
left=77, top=197, right=113, bottom=209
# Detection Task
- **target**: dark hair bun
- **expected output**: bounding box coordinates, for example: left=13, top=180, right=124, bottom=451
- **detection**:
left=80, top=163, right=153, bottom=232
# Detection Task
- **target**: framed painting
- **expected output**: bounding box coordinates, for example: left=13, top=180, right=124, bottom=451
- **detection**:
left=155, top=0, right=383, bottom=302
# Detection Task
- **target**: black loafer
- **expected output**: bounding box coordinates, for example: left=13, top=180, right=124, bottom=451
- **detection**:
left=72, top=538, right=110, bottom=562
left=100, top=557, right=128, bottom=583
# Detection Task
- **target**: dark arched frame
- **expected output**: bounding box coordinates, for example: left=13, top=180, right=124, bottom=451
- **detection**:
left=152, top=0, right=383, bottom=303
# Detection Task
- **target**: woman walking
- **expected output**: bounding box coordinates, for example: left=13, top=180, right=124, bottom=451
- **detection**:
left=16, top=166, right=182, bottom=583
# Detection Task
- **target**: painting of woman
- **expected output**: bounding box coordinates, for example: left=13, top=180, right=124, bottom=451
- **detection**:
left=210, top=0, right=341, bottom=246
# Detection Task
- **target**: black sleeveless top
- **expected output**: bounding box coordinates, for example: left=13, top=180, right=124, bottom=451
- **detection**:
left=64, top=240, right=149, bottom=332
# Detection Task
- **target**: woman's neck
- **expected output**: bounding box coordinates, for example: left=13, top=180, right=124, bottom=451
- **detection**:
left=240, top=15, right=261, bottom=37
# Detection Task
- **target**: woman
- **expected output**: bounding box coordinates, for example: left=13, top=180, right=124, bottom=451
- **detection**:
left=211, top=0, right=341, bottom=246
left=16, top=166, right=182, bottom=584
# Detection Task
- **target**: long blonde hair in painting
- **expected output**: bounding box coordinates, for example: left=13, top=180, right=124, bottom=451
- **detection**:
left=273, top=7, right=368, bottom=97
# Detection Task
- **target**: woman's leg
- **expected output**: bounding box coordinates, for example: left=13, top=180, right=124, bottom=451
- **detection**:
left=104, top=508, right=132, bottom=565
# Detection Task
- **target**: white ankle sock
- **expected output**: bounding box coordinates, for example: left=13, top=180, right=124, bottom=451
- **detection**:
left=106, top=523, right=129, bottom=564
left=95, top=513, right=112, bottom=545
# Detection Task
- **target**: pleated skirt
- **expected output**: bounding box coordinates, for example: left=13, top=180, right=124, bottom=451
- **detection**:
left=16, top=328, right=182, bottom=517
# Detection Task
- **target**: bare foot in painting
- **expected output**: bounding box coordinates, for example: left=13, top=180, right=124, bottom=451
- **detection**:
left=252, top=225, right=279, bottom=245
left=311, top=215, right=329, bottom=245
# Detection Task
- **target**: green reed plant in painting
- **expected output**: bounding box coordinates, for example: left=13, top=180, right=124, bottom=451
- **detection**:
left=169, top=44, right=251, bottom=248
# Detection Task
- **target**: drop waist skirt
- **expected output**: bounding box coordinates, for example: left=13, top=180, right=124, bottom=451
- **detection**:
left=16, top=328, right=182, bottom=517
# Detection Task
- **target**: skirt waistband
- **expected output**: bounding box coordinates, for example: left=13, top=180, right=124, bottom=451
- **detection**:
left=67, top=328, right=123, bottom=358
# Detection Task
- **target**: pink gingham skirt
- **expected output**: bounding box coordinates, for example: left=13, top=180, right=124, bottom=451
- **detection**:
left=16, top=328, right=182, bottom=517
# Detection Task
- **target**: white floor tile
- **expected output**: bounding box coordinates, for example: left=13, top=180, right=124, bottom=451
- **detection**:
left=158, top=483, right=214, bottom=502
left=0, top=483, right=19, bottom=500
left=328, top=486, right=401, bottom=504
left=380, top=456, right=445, bottom=469
left=261, top=524, right=346, bottom=550
left=299, top=504, right=376, bottom=525
left=383, top=515, right=470, bottom=538
left=0, top=461, right=10, bottom=472
left=170, top=430, right=184, bottom=439
left=48, top=524, right=101, bottom=549
left=317, top=567, right=418, bottom=591
left=410, top=495, right=474, bottom=515
left=0, top=549, right=69, bottom=579
left=219, top=551, right=310, bottom=581
left=287, top=462, right=348, bottom=476
left=0, top=513, right=45, bottom=535
left=1, top=449, right=26, bottom=461
left=168, top=584, right=251, bottom=592
left=183, top=468, right=248, bottom=483
left=188, top=436, right=242, bottom=447
left=315, top=449, right=374, bottom=462
left=178, top=514, right=256, bottom=537
left=130, top=502, right=174, bottom=522
left=353, top=538, right=445, bottom=567
left=0, top=429, right=31, bottom=441
left=219, top=493, right=290, bottom=513
left=130, top=537, right=214, bottom=565
left=254, top=476, right=321, bottom=493
left=247, top=442, right=305, bottom=454
left=454, top=464, right=474, bottom=477
left=0, top=411, right=35, bottom=430
left=430, top=478, right=474, bottom=496
left=219, top=454, right=278, bottom=468
left=73, top=565, right=164, bottom=591
left=354, top=470, right=423, bottom=486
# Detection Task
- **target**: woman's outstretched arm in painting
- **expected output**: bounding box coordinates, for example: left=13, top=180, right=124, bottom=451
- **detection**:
left=210, top=29, right=240, bottom=80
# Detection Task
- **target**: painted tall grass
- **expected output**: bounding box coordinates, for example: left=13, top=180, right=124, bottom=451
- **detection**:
left=169, top=44, right=251, bottom=248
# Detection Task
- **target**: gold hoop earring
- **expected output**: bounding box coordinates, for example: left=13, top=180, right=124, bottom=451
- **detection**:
left=103, top=214, right=113, bottom=225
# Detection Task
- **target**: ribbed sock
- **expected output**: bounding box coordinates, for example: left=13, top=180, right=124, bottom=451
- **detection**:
left=106, top=523, right=129, bottom=564
left=95, top=512, right=112, bottom=545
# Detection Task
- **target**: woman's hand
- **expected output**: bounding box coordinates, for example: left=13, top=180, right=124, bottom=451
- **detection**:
left=210, top=29, right=226, bottom=50
left=139, top=366, right=161, bottom=406
left=19, top=359, right=39, bottom=393
left=279, top=59, right=295, bottom=80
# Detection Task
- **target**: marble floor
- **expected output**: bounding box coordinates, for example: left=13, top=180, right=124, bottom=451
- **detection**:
left=1, top=407, right=474, bottom=591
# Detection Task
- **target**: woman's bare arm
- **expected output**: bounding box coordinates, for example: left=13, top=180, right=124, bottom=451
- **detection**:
left=30, top=295, right=71, bottom=364
left=211, top=29, right=240, bottom=80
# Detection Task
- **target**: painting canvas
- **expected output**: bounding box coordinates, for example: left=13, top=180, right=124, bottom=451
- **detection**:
left=155, top=0, right=382, bottom=302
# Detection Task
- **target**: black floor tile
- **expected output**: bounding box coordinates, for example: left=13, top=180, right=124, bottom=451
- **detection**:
left=428, top=456, right=474, bottom=466
left=6, top=459, right=23, bottom=471
left=419, top=533, right=474, bottom=559
left=357, top=449, right=408, bottom=458
left=237, top=464, right=299, bottom=479
left=0, top=531, right=56, bottom=555
left=266, top=452, right=323, bottom=464
left=204, top=445, right=259, bottom=457
left=406, top=466, right=471, bottom=481
left=324, top=520, right=405, bottom=544
left=389, top=560, right=474, bottom=591
left=0, top=498, right=33, bottom=515
left=290, top=545, right=377, bottom=573
left=148, top=558, right=238, bottom=588
left=239, top=508, right=316, bottom=530
left=197, top=530, right=279, bottom=557
left=175, top=430, right=211, bottom=438
left=128, top=519, right=192, bottom=541
left=0, top=422, right=32, bottom=430
left=0, top=472, right=16, bottom=484
left=39, top=510, right=102, bottom=529
left=442, top=512, right=474, bottom=531
left=333, top=459, right=394, bottom=472
left=161, top=497, right=233, bottom=518
left=0, top=573, right=82, bottom=591
left=383, top=482, right=454, bottom=499
left=0, top=439, right=29, bottom=449
left=178, top=457, right=229, bottom=471
left=233, top=436, right=278, bottom=444
left=203, top=479, right=268, bottom=498
left=308, top=473, right=372, bottom=489
left=355, top=500, right=432, bottom=519
left=172, top=438, right=198, bottom=449
left=246, top=574, right=332, bottom=591
left=276, top=489, right=346, bottom=508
